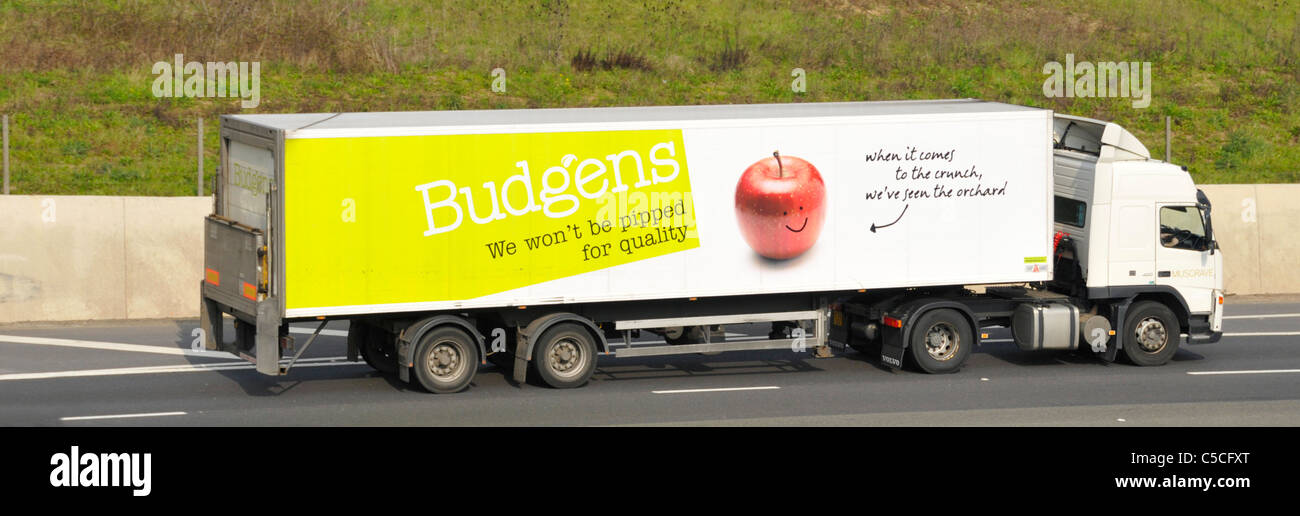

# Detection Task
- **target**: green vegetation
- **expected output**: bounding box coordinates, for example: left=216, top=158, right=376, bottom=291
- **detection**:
left=0, top=0, right=1296, bottom=195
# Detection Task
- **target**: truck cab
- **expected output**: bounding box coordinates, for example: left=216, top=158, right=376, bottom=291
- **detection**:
left=1051, top=114, right=1224, bottom=353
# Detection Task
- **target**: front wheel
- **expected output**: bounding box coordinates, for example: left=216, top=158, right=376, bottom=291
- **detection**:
left=412, top=327, right=479, bottom=393
left=1121, top=301, right=1180, bottom=366
left=907, top=309, right=973, bottom=374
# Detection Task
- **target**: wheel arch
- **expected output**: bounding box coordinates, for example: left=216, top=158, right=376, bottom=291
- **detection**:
left=519, top=312, right=608, bottom=361
left=877, top=296, right=980, bottom=371
left=895, top=299, right=981, bottom=351
left=396, top=315, right=486, bottom=384
left=1130, top=292, right=1190, bottom=333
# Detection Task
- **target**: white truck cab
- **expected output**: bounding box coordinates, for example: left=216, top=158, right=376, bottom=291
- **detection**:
left=1051, top=114, right=1224, bottom=359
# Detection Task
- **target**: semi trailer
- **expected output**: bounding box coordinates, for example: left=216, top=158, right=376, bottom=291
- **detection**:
left=199, top=99, right=1223, bottom=393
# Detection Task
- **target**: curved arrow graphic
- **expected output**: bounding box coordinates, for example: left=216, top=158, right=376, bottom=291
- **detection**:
left=870, top=204, right=909, bottom=233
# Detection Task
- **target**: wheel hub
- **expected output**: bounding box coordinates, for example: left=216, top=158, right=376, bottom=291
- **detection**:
left=427, top=341, right=461, bottom=378
left=549, top=339, right=584, bottom=377
left=924, top=323, right=959, bottom=361
left=1134, top=317, right=1168, bottom=352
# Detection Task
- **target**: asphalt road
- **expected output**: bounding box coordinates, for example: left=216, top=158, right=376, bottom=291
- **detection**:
left=1, top=297, right=1298, bottom=426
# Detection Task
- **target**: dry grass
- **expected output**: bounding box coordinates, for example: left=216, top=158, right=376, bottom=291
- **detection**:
left=0, top=0, right=401, bottom=73
left=570, top=48, right=652, bottom=72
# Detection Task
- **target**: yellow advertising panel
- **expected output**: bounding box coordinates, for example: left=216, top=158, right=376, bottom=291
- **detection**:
left=284, top=129, right=699, bottom=310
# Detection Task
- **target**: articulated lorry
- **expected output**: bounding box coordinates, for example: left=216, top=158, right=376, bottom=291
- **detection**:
left=200, top=99, right=1223, bottom=393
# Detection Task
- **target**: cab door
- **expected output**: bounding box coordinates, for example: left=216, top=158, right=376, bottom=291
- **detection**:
left=1154, top=204, right=1215, bottom=314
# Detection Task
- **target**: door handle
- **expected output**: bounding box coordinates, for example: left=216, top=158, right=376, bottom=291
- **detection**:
left=1157, top=271, right=1171, bottom=278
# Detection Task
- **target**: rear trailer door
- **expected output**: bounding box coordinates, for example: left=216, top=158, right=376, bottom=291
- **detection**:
left=200, top=122, right=283, bottom=375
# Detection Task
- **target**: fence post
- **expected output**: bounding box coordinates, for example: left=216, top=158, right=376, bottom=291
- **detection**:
left=197, top=117, right=204, bottom=196
left=3, top=114, right=9, bottom=195
left=1170, top=115, right=1180, bottom=161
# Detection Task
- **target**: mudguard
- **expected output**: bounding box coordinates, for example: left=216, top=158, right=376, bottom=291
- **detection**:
left=396, top=315, right=486, bottom=384
left=880, top=298, right=980, bottom=370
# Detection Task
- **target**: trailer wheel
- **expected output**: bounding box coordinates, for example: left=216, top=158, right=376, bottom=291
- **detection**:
left=412, top=326, right=479, bottom=394
left=664, top=326, right=706, bottom=345
left=907, top=309, right=972, bottom=374
left=1121, top=301, right=1180, bottom=366
left=360, top=325, right=398, bottom=375
left=532, top=323, right=597, bottom=389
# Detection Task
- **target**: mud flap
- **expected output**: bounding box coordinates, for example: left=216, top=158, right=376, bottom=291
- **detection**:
left=1103, top=300, right=1130, bottom=363
left=396, top=333, right=411, bottom=383
left=880, top=325, right=906, bottom=370
left=512, top=332, right=529, bottom=385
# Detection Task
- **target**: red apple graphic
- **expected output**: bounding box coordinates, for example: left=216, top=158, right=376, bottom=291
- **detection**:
left=735, top=151, right=826, bottom=260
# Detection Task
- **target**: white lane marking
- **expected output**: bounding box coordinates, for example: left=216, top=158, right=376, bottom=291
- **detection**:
left=0, top=334, right=238, bottom=358
left=61, top=411, right=187, bottom=421
left=289, top=327, right=349, bottom=337
left=0, top=326, right=346, bottom=359
left=652, top=386, right=780, bottom=394
left=1187, top=369, right=1300, bottom=376
left=1223, top=313, right=1300, bottom=320
left=1222, top=332, right=1300, bottom=337
left=0, top=356, right=361, bottom=381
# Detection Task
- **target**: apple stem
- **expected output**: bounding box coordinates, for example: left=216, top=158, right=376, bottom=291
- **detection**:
left=773, top=150, right=783, bottom=178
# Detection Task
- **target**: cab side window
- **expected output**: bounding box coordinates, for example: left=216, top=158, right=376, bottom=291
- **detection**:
left=1054, top=196, right=1087, bottom=228
left=1159, top=206, right=1207, bottom=251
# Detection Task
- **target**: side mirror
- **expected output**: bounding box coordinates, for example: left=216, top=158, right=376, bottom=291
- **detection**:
left=1196, top=189, right=1215, bottom=255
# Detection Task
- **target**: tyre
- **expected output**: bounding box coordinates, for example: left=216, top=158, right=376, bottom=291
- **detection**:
left=358, top=324, right=398, bottom=375
left=531, top=323, right=597, bottom=389
left=906, top=308, right=973, bottom=374
left=412, top=326, right=479, bottom=393
left=664, top=326, right=705, bottom=345
left=1121, top=301, right=1180, bottom=366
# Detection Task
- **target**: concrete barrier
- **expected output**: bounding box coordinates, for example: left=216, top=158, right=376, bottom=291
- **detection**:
left=0, top=187, right=1292, bottom=323
left=0, top=195, right=210, bottom=324
left=1199, top=184, right=1300, bottom=296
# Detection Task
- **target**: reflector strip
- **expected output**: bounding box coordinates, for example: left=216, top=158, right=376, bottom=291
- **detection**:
left=204, top=268, right=220, bottom=286
left=241, top=281, right=257, bottom=300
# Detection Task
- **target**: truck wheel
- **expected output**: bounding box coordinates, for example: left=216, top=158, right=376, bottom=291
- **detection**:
left=360, top=326, right=398, bottom=375
left=907, top=309, right=972, bottom=374
left=1121, top=301, right=1180, bottom=366
left=532, top=323, right=597, bottom=389
left=412, top=327, right=479, bottom=394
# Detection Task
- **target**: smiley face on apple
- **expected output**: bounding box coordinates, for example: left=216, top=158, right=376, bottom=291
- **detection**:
left=734, top=151, right=826, bottom=260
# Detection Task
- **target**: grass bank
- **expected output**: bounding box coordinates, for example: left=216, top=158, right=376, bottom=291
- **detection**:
left=0, top=0, right=1296, bottom=195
